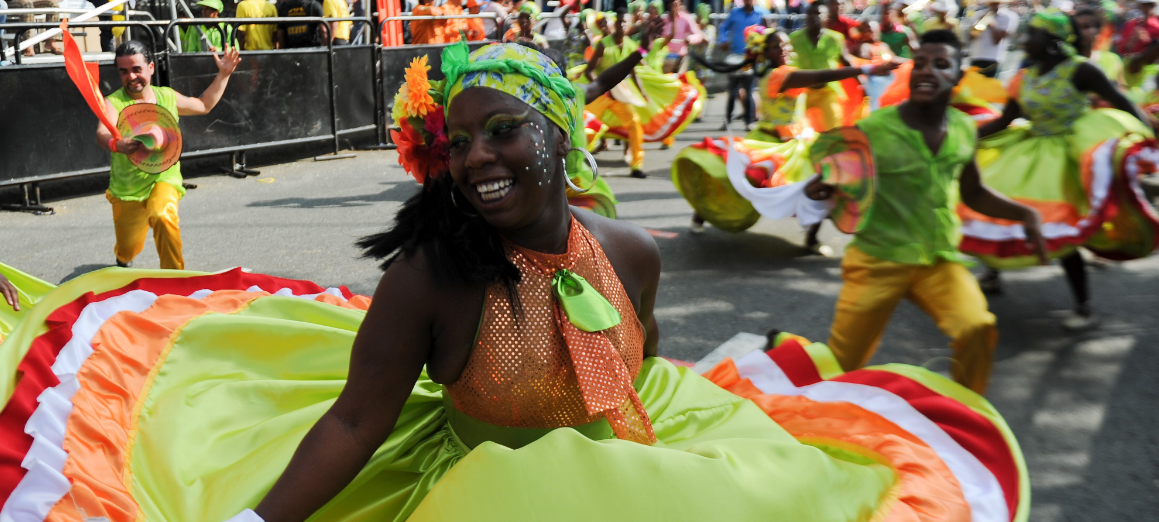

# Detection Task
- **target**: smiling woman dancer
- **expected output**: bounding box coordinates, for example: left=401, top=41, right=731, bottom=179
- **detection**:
left=961, top=9, right=1159, bottom=331
left=0, top=42, right=1028, bottom=522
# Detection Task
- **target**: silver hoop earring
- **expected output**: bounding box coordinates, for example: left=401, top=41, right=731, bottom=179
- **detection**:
left=563, top=147, right=599, bottom=194
left=450, top=185, right=479, bottom=217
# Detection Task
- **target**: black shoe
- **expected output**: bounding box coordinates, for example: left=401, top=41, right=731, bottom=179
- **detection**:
left=660, top=144, right=670, bottom=150
left=978, top=270, right=1002, bottom=295
left=115, top=259, right=132, bottom=268
left=629, top=170, right=647, bottom=179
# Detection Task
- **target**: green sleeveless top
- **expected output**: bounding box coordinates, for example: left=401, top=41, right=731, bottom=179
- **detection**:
left=106, top=86, right=185, bottom=202
left=1018, top=57, right=1088, bottom=136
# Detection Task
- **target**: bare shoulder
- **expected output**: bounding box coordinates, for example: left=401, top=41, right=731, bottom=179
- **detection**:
left=572, top=208, right=661, bottom=289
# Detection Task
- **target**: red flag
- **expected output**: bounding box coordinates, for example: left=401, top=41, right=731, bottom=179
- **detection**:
left=61, top=21, right=120, bottom=139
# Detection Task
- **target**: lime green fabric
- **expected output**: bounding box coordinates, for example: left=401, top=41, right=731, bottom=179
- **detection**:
left=593, top=34, right=640, bottom=76
left=789, top=28, right=844, bottom=70
left=1030, top=8, right=1077, bottom=57
left=124, top=299, right=897, bottom=522
left=1092, top=50, right=1125, bottom=87
left=443, top=393, right=613, bottom=449
left=670, top=137, right=814, bottom=233
left=0, top=263, right=55, bottom=342
left=852, top=105, right=977, bottom=266
left=107, top=86, right=186, bottom=202
left=552, top=269, right=622, bottom=332
left=976, top=109, right=1153, bottom=267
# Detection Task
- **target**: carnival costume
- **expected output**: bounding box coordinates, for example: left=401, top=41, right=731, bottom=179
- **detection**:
left=0, top=42, right=1029, bottom=522
left=670, top=29, right=819, bottom=232
left=788, top=26, right=865, bottom=131
left=578, top=17, right=704, bottom=167
left=958, top=11, right=1159, bottom=268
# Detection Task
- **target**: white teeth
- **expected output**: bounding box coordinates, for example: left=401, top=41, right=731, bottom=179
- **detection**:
left=475, top=179, right=514, bottom=201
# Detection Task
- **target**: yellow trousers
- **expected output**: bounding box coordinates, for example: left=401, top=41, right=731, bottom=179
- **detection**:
left=106, top=182, right=184, bottom=270
left=805, top=87, right=842, bottom=133
left=828, top=246, right=997, bottom=394
left=588, top=95, right=644, bottom=169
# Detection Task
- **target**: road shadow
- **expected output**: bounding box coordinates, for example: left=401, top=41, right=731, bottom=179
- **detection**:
left=60, top=264, right=113, bottom=284
left=247, top=182, right=420, bottom=209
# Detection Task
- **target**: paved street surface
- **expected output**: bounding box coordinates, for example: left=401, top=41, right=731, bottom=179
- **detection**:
left=2, top=97, right=1157, bottom=521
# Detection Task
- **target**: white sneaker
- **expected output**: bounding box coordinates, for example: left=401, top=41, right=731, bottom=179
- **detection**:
left=690, top=219, right=705, bottom=234
left=1062, top=311, right=1100, bottom=332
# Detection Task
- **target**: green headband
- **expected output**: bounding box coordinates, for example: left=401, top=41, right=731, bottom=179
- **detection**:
left=649, top=0, right=665, bottom=14
left=442, top=41, right=578, bottom=141
left=1030, top=8, right=1077, bottom=56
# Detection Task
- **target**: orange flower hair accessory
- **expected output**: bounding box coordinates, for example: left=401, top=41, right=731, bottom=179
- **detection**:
left=390, top=56, right=449, bottom=184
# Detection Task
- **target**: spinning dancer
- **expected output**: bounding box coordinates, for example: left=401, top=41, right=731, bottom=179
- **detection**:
left=964, top=10, right=1159, bottom=331
left=0, top=41, right=1030, bottom=522
left=806, top=31, right=1047, bottom=394
left=96, top=41, right=240, bottom=270
left=583, top=9, right=649, bottom=178
left=678, top=27, right=896, bottom=246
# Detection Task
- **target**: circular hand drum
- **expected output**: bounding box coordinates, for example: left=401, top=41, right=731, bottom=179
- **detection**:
left=809, top=127, right=876, bottom=235
left=116, top=103, right=183, bottom=174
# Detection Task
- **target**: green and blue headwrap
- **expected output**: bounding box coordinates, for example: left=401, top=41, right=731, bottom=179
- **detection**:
left=1030, top=8, right=1077, bottom=56
left=518, top=0, right=540, bottom=18
left=441, top=41, right=596, bottom=188
left=649, top=0, right=665, bottom=14
left=628, top=0, right=645, bottom=13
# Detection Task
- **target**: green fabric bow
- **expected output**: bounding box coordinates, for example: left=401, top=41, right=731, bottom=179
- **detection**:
left=552, top=269, right=622, bottom=332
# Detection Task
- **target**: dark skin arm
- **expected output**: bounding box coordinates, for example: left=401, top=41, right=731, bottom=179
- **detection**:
left=778, top=62, right=899, bottom=91
left=0, top=274, right=18, bottom=312
left=1073, top=61, right=1149, bottom=124
left=582, top=40, right=605, bottom=81
left=582, top=18, right=660, bottom=102
left=253, top=251, right=462, bottom=522
left=977, top=97, right=1021, bottom=138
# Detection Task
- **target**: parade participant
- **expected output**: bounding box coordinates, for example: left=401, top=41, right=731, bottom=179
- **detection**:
left=806, top=30, right=1047, bottom=394
left=184, top=0, right=235, bottom=52
left=678, top=27, right=897, bottom=242
left=790, top=1, right=852, bottom=131
left=95, top=41, right=240, bottom=270
left=661, top=0, right=704, bottom=74
left=503, top=3, right=549, bottom=47
left=880, top=3, right=918, bottom=59
left=963, top=9, right=1159, bottom=331
left=583, top=8, right=649, bottom=177
left=0, top=39, right=1029, bottom=522
left=1076, top=7, right=1126, bottom=88
left=922, top=0, right=961, bottom=34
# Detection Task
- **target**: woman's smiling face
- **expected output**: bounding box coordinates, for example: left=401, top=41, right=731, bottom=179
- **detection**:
left=446, top=88, right=571, bottom=231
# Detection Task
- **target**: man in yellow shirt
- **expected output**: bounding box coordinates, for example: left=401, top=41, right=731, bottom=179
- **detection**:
left=323, top=0, right=353, bottom=44
left=236, top=0, right=278, bottom=50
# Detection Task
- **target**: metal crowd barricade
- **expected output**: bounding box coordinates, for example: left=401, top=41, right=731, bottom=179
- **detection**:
left=164, top=16, right=378, bottom=172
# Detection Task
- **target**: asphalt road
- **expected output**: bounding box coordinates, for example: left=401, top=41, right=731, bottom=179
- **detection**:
left=2, top=96, right=1157, bottom=521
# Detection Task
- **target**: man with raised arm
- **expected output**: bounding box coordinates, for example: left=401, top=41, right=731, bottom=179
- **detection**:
left=95, top=40, right=240, bottom=270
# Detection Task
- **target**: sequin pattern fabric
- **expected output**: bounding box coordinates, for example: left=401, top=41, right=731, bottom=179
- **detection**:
left=446, top=217, right=647, bottom=433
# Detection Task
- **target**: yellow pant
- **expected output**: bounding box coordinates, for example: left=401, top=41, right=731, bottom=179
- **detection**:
left=805, top=87, right=842, bottom=133
left=588, top=95, right=644, bottom=169
left=828, top=246, right=997, bottom=393
left=106, top=182, right=184, bottom=270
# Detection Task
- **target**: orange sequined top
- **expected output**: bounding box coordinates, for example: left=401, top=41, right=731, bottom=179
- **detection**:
left=445, top=216, right=647, bottom=431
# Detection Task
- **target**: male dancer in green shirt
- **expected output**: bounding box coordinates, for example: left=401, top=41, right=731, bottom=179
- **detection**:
left=805, top=31, right=1047, bottom=394
left=96, top=40, right=240, bottom=269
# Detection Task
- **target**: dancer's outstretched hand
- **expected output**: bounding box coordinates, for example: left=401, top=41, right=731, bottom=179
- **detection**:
left=1020, top=208, right=1049, bottom=266
left=868, top=61, right=901, bottom=76
left=805, top=176, right=835, bottom=201
left=0, top=274, right=19, bottom=312
left=213, top=45, right=242, bottom=76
